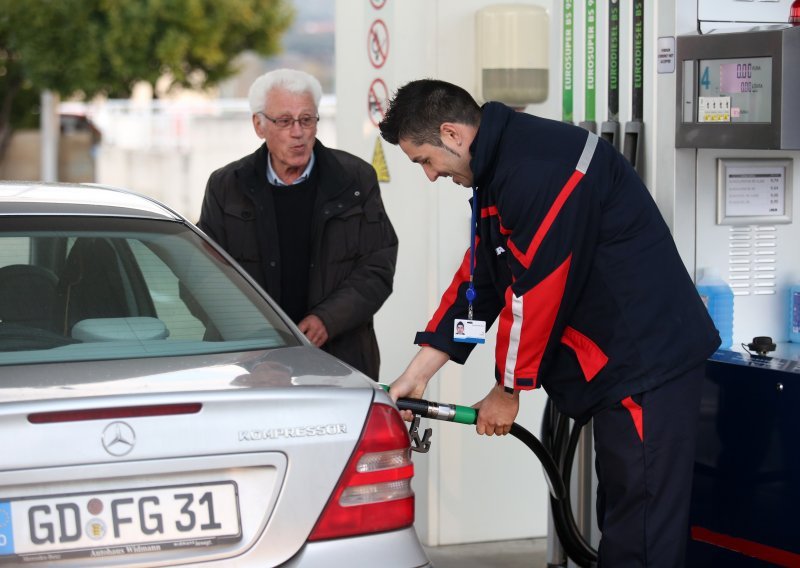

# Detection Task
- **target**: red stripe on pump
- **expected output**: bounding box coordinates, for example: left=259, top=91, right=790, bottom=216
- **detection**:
left=691, top=526, right=800, bottom=567
left=28, top=404, right=202, bottom=424
left=620, top=396, right=643, bottom=441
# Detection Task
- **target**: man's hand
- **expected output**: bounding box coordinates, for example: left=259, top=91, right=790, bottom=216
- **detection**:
left=297, top=314, right=328, bottom=347
left=473, top=383, right=520, bottom=436
left=389, top=373, right=428, bottom=422
left=389, top=347, right=449, bottom=422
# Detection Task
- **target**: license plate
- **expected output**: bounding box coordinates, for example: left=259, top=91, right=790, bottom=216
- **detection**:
left=0, top=481, right=241, bottom=562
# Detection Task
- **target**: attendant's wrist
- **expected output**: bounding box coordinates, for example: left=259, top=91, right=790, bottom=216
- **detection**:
left=496, top=381, right=516, bottom=396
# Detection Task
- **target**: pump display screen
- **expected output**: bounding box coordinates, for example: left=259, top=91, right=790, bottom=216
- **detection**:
left=698, top=57, right=772, bottom=123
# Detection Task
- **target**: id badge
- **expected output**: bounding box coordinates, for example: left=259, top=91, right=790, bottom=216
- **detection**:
left=453, top=319, right=486, bottom=344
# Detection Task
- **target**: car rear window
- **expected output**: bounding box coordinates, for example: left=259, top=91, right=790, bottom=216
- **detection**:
left=0, top=216, right=299, bottom=365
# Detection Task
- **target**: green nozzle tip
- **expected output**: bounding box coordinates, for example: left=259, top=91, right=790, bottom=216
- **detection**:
left=453, top=405, right=477, bottom=425
left=379, top=383, right=390, bottom=392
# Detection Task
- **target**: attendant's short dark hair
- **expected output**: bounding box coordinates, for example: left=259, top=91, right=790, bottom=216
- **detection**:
left=379, top=79, right=481, bottom=147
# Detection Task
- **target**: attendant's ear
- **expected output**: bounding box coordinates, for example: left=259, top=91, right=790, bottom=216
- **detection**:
left=440, top=122, right=462, bottom=146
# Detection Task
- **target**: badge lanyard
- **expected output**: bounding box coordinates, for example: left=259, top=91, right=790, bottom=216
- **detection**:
left=467, top=187, right=478, bottom=319
left=454, top=188, right=486, bottom=345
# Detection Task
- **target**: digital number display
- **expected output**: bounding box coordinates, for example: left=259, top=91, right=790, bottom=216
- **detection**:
left=719, top=62, right=757, bottom=94
left=698, top=57, right=772, bottom=122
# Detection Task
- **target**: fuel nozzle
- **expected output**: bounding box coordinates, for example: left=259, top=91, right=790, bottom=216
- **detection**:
left=378, top=384, right=477, bottom=424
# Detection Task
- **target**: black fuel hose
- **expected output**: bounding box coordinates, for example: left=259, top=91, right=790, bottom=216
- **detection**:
left=385, top=386, right=598, bottom=566
left=542, top=398, right=599, bottom=567
left=393, top=395, right=567, bottom=502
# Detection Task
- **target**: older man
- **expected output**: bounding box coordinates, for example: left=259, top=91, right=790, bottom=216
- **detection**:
left=199, top=69, right=397, bottom=379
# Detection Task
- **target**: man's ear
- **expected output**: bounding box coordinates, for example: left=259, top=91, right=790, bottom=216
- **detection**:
left=252, top=114, right=265, bottom=139
left=439, top=122, right=462, bottom=146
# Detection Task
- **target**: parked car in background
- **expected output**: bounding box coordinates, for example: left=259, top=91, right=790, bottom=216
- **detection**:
left=0, top=181, right=430, bottom=567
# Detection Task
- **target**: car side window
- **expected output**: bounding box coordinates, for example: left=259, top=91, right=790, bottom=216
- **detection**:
left=128, top=240, right=205, bottom=340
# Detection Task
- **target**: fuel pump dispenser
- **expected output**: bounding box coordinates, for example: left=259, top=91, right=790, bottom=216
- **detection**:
left=675, top=22, right=800, bottom=566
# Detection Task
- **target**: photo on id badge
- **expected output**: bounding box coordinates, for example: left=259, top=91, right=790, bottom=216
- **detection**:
left=453, top=320, right=486, bottom=344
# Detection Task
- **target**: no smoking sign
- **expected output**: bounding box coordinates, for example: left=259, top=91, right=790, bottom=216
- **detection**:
left=367, top=19, right=389, bottom=69
left=367, top=78, right=389, bottom=127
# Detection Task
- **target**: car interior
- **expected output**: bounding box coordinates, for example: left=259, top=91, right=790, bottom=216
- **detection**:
left=55, top=236, right=157, bottom=335
left=0, top=222, right=296, bottom=362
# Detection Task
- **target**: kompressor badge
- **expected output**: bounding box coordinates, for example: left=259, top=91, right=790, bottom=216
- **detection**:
left=238, top=424, right=347, bottom=441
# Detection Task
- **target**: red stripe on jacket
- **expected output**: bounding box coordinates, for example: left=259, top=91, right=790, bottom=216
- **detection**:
left=506, top=169, right=585, bottom=269
left=495, top=255, right=572, bottom=388
left=621, top=396, right=644, bottom=441
left=483, top=205, right=512, bottom=236
left=561, top=326, right=608, bottom=382
left=425, top=241, right=477, bottom=332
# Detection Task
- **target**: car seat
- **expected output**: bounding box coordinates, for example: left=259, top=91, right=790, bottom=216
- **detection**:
left=0, top=264, right=59, bottom=331
left=55, top=237, right=136, bottom=336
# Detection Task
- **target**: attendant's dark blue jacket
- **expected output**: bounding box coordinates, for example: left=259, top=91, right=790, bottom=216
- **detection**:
left=415, top=102, right=720, bottom=423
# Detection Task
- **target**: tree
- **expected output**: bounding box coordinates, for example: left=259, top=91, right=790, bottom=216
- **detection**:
left=0, top=0, right=294, bottom=163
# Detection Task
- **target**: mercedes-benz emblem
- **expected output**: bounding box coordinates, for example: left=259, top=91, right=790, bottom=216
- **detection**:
left=101, top=421, right=136, bottom=456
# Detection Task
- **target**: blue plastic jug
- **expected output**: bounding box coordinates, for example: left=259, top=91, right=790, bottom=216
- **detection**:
left=790, top=285, right=800, bottom=343
left=696, top=269, right=734, bottom=349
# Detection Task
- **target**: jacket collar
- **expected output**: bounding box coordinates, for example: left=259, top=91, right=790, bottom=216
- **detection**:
left=238, top=139, right=353, bottom=202
left=470, top=102, right=515, bottom=188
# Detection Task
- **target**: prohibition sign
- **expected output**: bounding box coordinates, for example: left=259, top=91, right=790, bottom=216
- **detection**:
left=368, top=78, right=389, bottom=127
left=367, top=19, right=389, bottom=69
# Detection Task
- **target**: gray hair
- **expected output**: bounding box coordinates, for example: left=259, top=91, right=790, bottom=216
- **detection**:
left=248, top=69, right=323, bottom=114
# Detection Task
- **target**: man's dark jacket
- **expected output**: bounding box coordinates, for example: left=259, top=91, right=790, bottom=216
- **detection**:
left=415, top=102, right=720, bottom=422
left=198, top=140, right=398, bottom=379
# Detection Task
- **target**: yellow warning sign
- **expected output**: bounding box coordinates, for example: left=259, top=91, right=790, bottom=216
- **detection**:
left=372, top=136, right=390, bottom=182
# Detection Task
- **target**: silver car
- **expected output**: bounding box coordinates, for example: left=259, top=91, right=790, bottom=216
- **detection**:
left=0, top=181, right=430, bottom=567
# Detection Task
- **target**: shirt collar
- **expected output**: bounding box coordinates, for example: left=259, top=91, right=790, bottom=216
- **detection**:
left=267, top=151, right=315, bottom=186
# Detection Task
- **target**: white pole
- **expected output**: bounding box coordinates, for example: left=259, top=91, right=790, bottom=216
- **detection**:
left=40, top=90, right=59, bottom=182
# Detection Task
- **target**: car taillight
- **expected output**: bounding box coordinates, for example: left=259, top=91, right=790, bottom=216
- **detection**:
left=308, top=403, right=415, bottom=541
left=791, top=0, right=800, bottom=25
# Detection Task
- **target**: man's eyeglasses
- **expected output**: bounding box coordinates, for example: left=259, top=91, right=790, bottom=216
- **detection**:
left=257, top=112, right=319, bottom=129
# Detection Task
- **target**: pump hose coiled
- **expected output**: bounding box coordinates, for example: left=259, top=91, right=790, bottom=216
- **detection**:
left=386, top=386, right=599, bottom=567
left=541, top=398, right=598, bottom=567
left=393, top=395, right=567, bottom=501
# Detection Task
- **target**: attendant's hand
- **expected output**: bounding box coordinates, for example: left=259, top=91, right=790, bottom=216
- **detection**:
left=473, top=383, right=519, bottom=436
left=298, top=314, right=328, bottom=347
left=389, top=347, right=449, bottom=422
